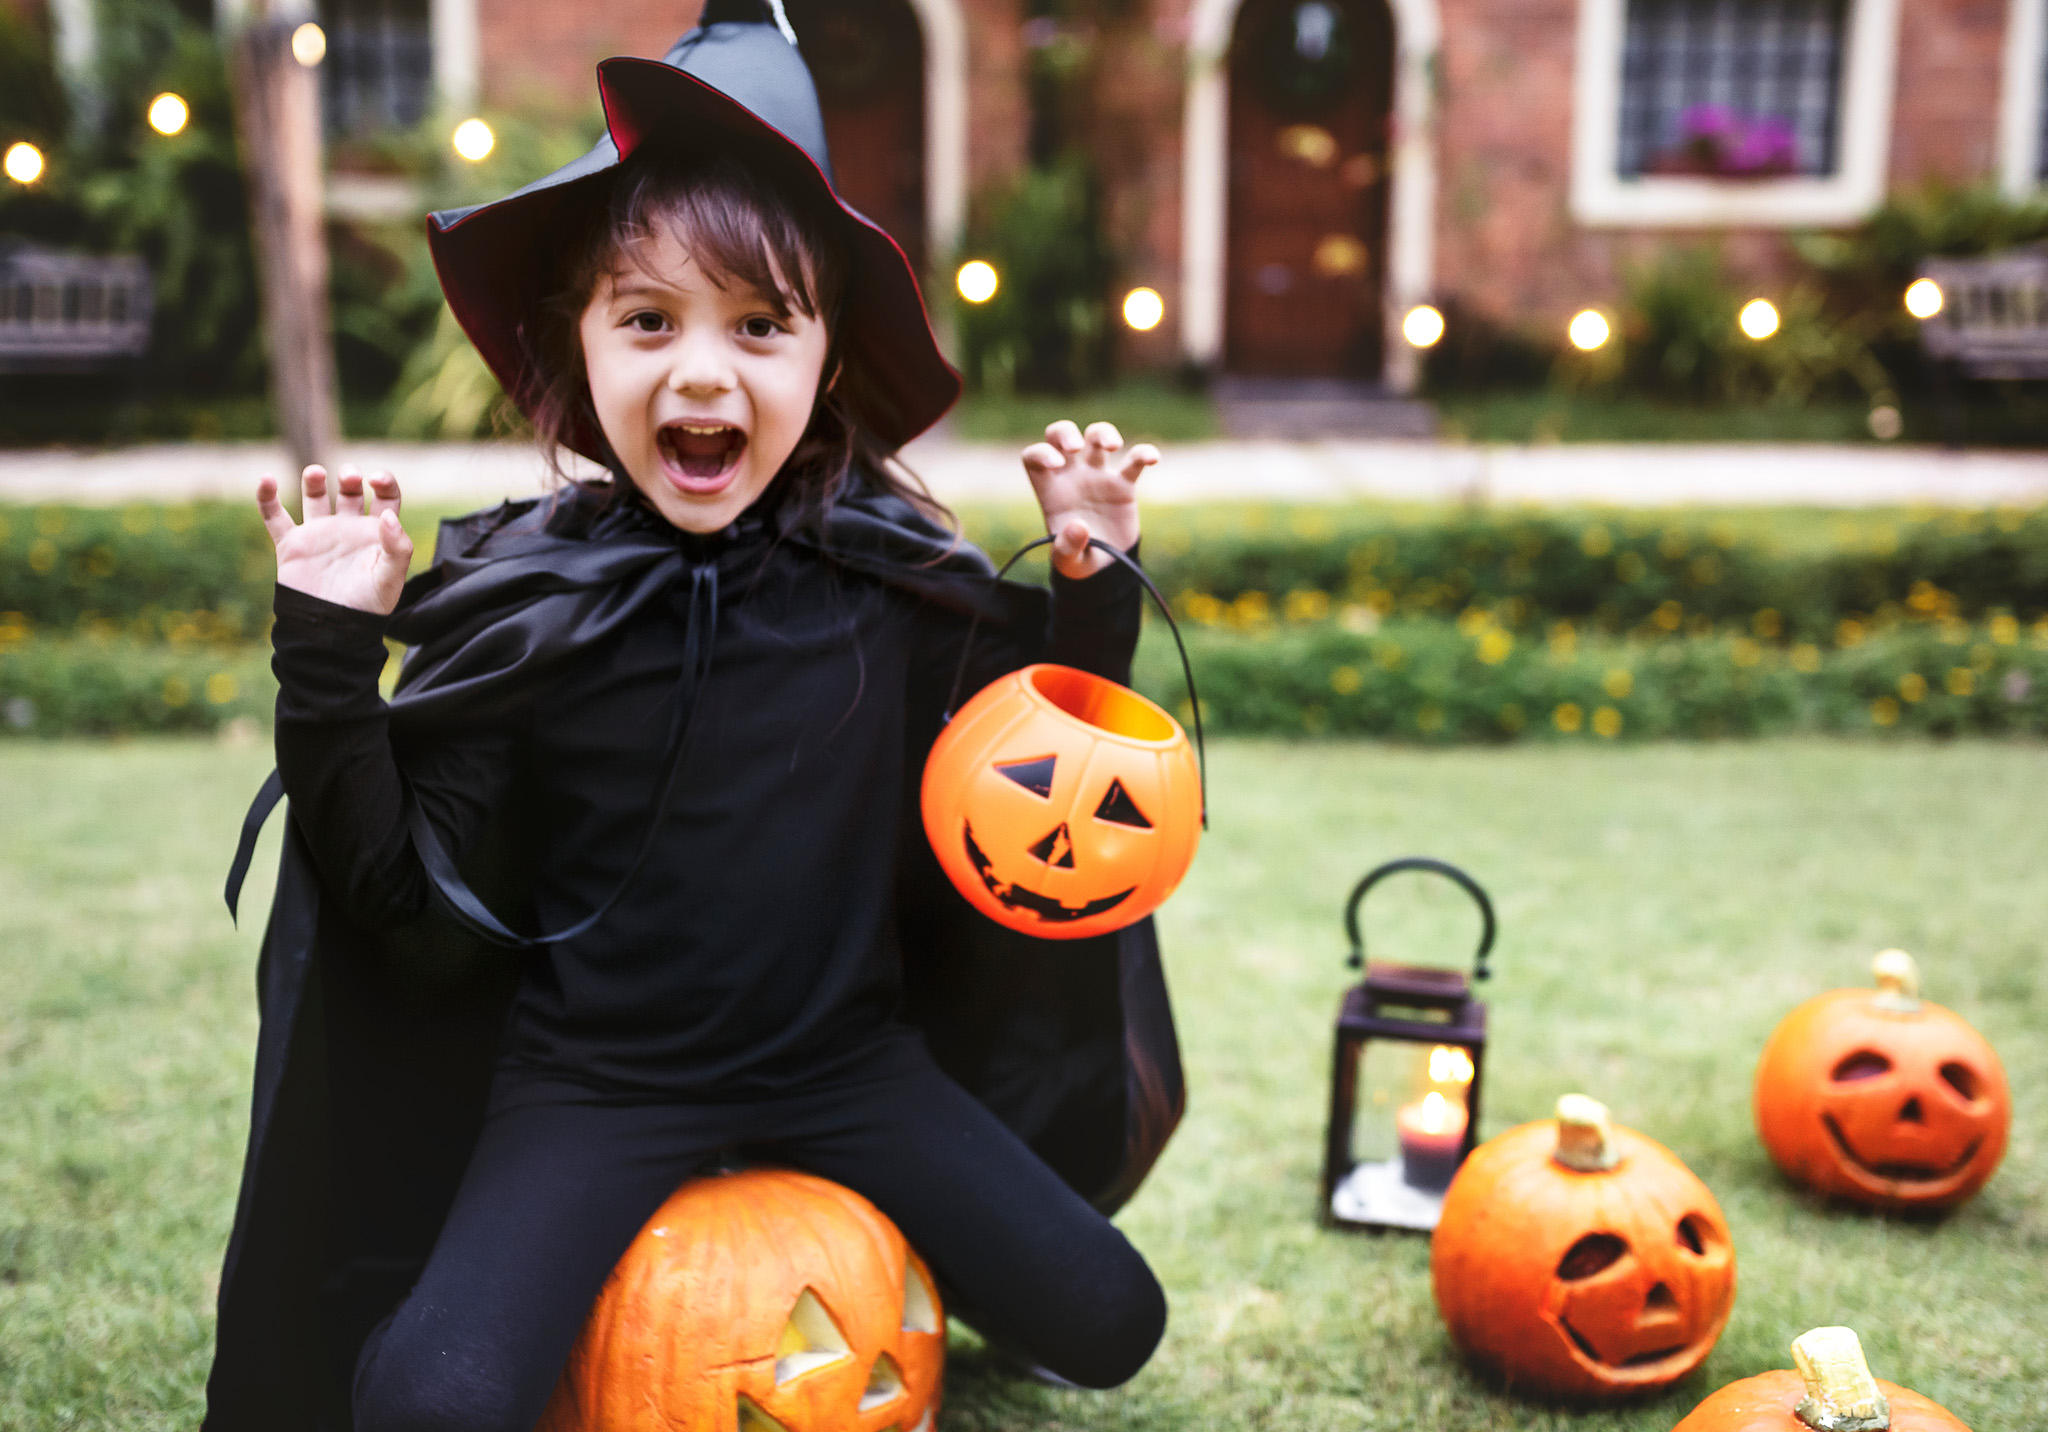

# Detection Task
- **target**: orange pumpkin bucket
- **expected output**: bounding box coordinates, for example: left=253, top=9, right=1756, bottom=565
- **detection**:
left=922, top=537, right=1206, bottom=940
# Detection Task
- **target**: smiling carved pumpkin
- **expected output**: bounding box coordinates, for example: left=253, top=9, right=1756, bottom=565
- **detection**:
left=538, top=1169, right=944, bottom=1432
left=1671, top=1324, right=1971, bottom=1432
left=922, top=663, right=1202, bottom=940
left=1430, top=1095, right=1737, bottom=1401
left=1754, top=950, right=2010, bottom=1211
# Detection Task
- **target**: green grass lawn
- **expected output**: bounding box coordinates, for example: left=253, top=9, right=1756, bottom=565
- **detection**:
left=2, top=739, right=2043, bottom=1430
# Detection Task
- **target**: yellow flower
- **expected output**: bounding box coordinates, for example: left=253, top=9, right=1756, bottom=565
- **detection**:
left=1898, top=672, right=1927, bottom=703
left=205, top=673, right=239, bottom=705
left=120, top=506, right=153, bottom=534
left=1836, top=617, right=1866, bottom=648
left=1592, top=705, right=1623, bottom=738
left=1602, top=668, right=1633, bottom=699
left=1615, top=551, right=1646, bottom=583
left=1477, top=629, right=1514, bottom=665
left=1652, top=600, right=1683, bottom=632
left=1751, top=608, right=1782, bottom=639
left=163, top=675, right=192, bottom=707
left=1330, top=665, right=1363, bottom=695
left=1552, top=701, right=1584, bottom=733
left=1284, top=588, right=1331, bottom=623
left=1548, top=620, right=1578, bottom=659
left=1730, top=637, right=1762, bottom=668
left=1946, top=667, right=1974, bottom=696
left=1374, top=642, right=1406, bottom=671
left=27, top=539, right=57, bottom=574
left=1580, top=524, right=1613, bottom=557
left=1989, top=613, right=2020, bottom=646
left=1184, top=592, right=1225, bottom=625
left=1790, top=643, right=1822, bottom=673
left=1456, top=607, right=1490, bottom=636
left=1870, top=696, right=1900, bottom=727
left=1229, top=591, right=1272, bottom=626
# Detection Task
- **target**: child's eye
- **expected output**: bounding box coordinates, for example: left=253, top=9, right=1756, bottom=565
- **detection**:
left=625, top=311, right=668, bottom=334
left=741, top=316, right=785, bottom=339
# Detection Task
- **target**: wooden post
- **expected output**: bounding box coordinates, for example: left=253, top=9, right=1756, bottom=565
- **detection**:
left=232, top=17, right=339, bottom=471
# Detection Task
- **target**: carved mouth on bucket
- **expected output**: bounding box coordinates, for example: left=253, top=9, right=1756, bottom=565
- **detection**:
left=963, top=823, right=1134, bottom=925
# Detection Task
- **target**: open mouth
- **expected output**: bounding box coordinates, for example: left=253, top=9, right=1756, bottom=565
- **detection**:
left=1821, top=1114, right=1982, bottom=1183
left=657, top=421, right=748, bottom=491
left=963, top=822, right=1133, bottom=925
left=1556, top=1317, right=1695, bottom=1371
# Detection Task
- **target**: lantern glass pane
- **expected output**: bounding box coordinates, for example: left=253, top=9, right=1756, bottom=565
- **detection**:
left=1350, top=1038, right=1474, bottom=1190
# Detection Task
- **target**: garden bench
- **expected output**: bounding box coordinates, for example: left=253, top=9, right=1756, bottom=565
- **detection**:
left=0, top=241, right=153, bottom=373
left=1917, top=245, right=2048, bottom=380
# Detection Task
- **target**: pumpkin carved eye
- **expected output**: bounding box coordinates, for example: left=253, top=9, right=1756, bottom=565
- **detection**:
left=995, top=755, right=1057, bottom=797
left=774, top=1288, right=851, bottom=1382
left=860, top=1354, right=906, bottom=1410
left=1675, top=1214, right=1712, bottom=1256
left=1830, top=1049, right=1892, bottom=1081
left=903, top=1262, right=940, bottom=1333
left=1555, top=1232, right=1627, bottom=1280
left=1093, top=778, right=1153, bottom=828
left=1939, top=1061, right=1980, bottom=1101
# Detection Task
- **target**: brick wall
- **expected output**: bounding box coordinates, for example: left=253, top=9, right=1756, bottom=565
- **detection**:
left=1889, top=0, right=2008, bottom=186
left=478, top=0, right=708, bottom=108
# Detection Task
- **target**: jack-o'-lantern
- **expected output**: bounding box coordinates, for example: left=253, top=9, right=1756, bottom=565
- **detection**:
left=1672, top=1325, right=1971, bottom=1432
left=1754, top=950, right=2010, bottom=1211
left=539, top=1169, right=944, bottom=1432
left=922, top=663, right=1202, bottom=940
left=1431, top=1095, right=1736, bottom=1401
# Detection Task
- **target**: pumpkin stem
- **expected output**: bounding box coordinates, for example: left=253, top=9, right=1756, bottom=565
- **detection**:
left=1871, top=949, right=1922, bottom=1012
left=1551, top=1094, right=1620, bottom=1172
left=1791, top=1327, right=1890, bottom=1432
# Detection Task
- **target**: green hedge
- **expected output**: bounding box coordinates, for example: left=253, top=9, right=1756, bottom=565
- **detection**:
left=1131, top=614, right=2048, bottom=742
left=0, top=634, right=274, bottom=736
left=0, top=502, right=275, bottom=638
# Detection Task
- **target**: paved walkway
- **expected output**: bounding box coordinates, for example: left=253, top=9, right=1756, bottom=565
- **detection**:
left=2, top=436, right=2045, bottom=508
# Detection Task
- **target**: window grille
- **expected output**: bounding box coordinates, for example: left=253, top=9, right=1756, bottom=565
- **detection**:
left=1617, top=0, right=1849, bottom=179
left=319, top=0, right=433, bottom=134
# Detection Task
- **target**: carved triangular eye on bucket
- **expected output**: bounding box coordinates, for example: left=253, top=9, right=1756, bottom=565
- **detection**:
left=1093, top=779, right=1152, bottom=829
left=859, top=1354, right=906, bottom=1411
left=1028, top=824, right=1076, bottom=868
left=774, top=1289, right=851, bottom=1382
left=995, top=756, right=1057, bottom=797
left=902, top=1261, right=939, bottom=1333
left=737, top=1395, right=790, bottom=1431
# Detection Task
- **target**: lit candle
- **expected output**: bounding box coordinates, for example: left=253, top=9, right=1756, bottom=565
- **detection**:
left=1396, top=1089, right=1469, bottom=1191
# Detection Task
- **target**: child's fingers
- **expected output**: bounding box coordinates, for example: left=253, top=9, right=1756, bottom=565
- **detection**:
left=255, top=476, right=297, bottom=546
left=368, top=471, right=402, bottom=521
left=300, top=464, right=331, bottom=520
left=1020, top=440, right=1069, bottom=477
left=1083, top=421, right=1124, bottom=459
left=1051, top=517, right=1092, bottom=567
left=1043, top=419, right=1084, bottom=454
left=335, top=464, right=365, bottom=513
left=377, top=509, right=414, bottom=564
left=1119, top=443, right=1160, bottom=484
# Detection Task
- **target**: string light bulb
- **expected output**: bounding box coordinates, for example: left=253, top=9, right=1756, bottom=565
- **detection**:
left=451, top=118, right=495, bottom=162
left=956, top=260, right=998, bottom=304
left=1121, top=286, right=1164, bottom=331
left=1904, top=278, right=1943, bottom=320
left=1402, top=304, right=1445, bottom=348
left=3, top=141, right=43, bottom=185
left=147, top=93, right=189, bottom=136
left=1567, top=309, right=1611, bottom=351
left=1738, top=298, right=1780, bottom=340
left=291, top=22, right=326, bottom=67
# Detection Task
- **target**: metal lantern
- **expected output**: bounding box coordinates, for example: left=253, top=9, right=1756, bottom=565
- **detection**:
left=1322, top=857, right=1494, bottom=1233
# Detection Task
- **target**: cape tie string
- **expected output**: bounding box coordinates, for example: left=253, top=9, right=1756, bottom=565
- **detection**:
left=226, top=555, right=723, bottom=948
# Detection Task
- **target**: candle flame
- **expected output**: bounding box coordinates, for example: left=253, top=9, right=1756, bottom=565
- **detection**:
left=1418, top=1090, right=1451, bottom=1134
left=1428, top=1045, right=1474, bottom=1085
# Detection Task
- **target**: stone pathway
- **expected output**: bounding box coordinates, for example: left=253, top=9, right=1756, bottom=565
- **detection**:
left=1, top=436, right=2044, bottom=508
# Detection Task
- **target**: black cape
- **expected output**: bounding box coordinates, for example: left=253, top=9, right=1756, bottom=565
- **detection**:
left=202, top=482, right=1185, bottom=1431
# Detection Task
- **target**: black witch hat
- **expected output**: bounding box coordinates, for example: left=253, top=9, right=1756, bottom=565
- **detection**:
left=426, top=0, right=960, bottom=455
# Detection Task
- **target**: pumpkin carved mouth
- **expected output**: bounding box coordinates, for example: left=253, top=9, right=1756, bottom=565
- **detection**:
left=963, top=823, right=1134, bottom=924
left=1556, top=1316, right=1696, bottom=1371
left=1820, top=1113, right=1983, bottom=1184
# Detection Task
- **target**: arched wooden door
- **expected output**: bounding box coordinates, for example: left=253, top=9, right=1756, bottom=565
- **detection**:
left=786, top=0, right=928, bottom=273
left=1224, top=0, right=1393, bottom=377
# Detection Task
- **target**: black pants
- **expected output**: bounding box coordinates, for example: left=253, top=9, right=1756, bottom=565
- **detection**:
left=353, top=1033, right=1166, bottom=1432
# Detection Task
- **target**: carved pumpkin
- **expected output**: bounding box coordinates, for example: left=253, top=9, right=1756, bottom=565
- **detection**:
left=1430, top=1095, right=1736, bottom=1401
left=1754, top=950, right=2010, bottom=1211
left=539, top=1169, right=944, bottom=1432
left=922, top=663, right=1202, bottom=940
left=1672, top=1325, right=1971, bottom=1432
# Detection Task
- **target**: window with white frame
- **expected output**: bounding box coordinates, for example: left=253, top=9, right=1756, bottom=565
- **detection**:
left=1616, top=0, right=1850, bottom=179
left=319, top=0, right=434, bottom=134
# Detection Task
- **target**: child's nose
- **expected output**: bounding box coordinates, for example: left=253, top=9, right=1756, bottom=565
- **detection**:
left=664, top=332, right=736, bottom=395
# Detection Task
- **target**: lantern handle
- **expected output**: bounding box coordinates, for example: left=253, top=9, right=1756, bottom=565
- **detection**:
left=1343, top=857, right=1495, bottom=979
left=943, top=534, right=1207, bottom=829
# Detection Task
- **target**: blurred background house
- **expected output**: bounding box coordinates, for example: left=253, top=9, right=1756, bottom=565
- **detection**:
left=2, top=0, right=2044, bottom=439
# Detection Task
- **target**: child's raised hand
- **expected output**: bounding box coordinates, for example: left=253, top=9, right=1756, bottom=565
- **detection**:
left=257, top=464, right=414, bottom=616
left=1021, top=420, right=1157, bottom=579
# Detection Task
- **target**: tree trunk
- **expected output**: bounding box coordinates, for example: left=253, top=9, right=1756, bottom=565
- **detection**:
left=233, top=20, right=339, bottom=472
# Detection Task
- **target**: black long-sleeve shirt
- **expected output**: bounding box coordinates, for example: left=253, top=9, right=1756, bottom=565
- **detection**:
left=271, top=506, right=1142, bottom=1098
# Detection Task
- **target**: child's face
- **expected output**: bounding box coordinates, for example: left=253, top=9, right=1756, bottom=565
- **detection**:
left=579, top=227, right=831, bottom=533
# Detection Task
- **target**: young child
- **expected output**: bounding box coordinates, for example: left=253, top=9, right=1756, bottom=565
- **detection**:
left=204, top=9, right=1178, bottom=1432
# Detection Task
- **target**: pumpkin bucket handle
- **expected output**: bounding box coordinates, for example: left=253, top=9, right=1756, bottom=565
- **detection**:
left=943, top=534, right=1208, bottom=828
left=1343, top=857, right=1496, bottom=979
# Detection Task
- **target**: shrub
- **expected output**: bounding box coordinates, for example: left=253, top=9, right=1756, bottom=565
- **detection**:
left=0, top=502, right=274, bottom=635
left=0, top=630, right=274, bottom=736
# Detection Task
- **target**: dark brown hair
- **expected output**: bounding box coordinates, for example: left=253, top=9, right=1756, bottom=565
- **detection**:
left=525, top=144, right=948, bottom=533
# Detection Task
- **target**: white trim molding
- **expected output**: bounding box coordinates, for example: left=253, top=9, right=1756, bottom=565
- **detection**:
left=1180, top=0, right=1440, bottom=389
left=1570, top=0, right=1902, bottom=227
left=905, top=0, right=969, bottom=258
left=431, top=0, right=481, bottom=115
left=1998, top=0, right=2046, bottom=196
